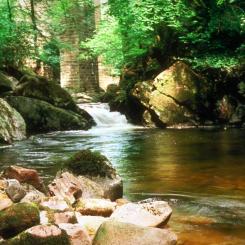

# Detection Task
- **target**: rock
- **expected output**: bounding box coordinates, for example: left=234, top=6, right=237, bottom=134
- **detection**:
left=5, top=96, right=93, bottom=134
left=7, top=225, right=70, bottom=245
left=64, top=149, right=116, bottom=178
left=93, top=221, right=177, bottom=245
left=20, top=187, right=46, bottom=204
left=39, top=211, right=49, bottom=225
left=110, top=201, right=172, bottom=227
left=5, top=179, right=26, bottom=203
left=40, top=197, right=70, bottom=212
left=3, top=166, right=45, bottom=193
left=131, top=61, right=208, bottom=127
left=53, top=212, right=77, bottom=225
left=75, top=213, right=108, bottom=239
left=0, top=98, right=26, bottom=144
left=58, top=223, right=91, bottom=245
left=0, top=72, right=14, bottom=94
left=0, top=203, right=40, bottom=238
left=63, top=150, right=123, bottom=201
left=48, top=172, right=104, bottom=205
left=0, top=193, right=13, bottom=211
left=75, top=198, right=116, bottom=217
left=230, top=105, right=245, bottom=125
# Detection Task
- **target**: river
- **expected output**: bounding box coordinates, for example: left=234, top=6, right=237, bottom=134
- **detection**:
left=0, top=103, right=245, bottom=244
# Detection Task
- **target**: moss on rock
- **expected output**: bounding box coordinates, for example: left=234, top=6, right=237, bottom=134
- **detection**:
left=0, top=203, right=40, bottom=239
left=63, top=149, right=116, bottom=178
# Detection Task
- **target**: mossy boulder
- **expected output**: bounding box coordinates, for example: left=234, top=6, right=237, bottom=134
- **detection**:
left=5, top=96, right=93, bottom=134
left=5, top=225, right=70, bottom=245
left=0, top=98, right=26, bottom=144
left=0, top=203, right=40, bottom=239
left=14, top=75, right=95, bottom=125
left=64, top=150, right=116, bottom=179
left=131, top=61, right=209, bottom=127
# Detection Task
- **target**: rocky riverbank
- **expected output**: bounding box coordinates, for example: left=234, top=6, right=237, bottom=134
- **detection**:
left=0, top=150, right=177, bottom=245
left=0, top=68, right=95, bottom=144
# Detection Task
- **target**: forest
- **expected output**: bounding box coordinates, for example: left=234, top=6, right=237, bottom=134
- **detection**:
left=0, top=0, right=245, bottom=245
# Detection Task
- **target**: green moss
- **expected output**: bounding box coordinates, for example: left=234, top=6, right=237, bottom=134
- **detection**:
left=0, top=203, right=40, bottom=239
left=63, top=149, right=116, bottom=178
left=6, top=227, right=70, bottom=245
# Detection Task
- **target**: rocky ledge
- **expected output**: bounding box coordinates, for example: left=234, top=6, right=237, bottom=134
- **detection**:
left=0, top=150, right=177, bottom=245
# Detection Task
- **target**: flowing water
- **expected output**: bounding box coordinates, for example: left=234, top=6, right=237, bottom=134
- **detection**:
left=0, top=103, right=245, bottom=244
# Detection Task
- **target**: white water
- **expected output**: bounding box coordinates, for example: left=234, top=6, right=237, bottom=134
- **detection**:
left=79, top=103, right=132, bottom=128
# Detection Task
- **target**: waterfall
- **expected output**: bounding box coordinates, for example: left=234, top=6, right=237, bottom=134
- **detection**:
left=79, top=103, right=131, bottom=128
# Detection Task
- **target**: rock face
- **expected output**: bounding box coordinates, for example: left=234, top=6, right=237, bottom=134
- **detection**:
left=3, top=166, right=45, bottom=193
left=93, top=221, right=177, bottom=245
left=7, top=225, right=70, bottom=245
left=111, top=201, right=172, bottom=227
left=131, top=61, right=208, bottom=127
left=63, top=150, right=123, bottom=201
left=6, top=96, right=93, bottom=133
left=0, top=203, right=40, bottom=238
left=0, top=98, right=26, bottom=144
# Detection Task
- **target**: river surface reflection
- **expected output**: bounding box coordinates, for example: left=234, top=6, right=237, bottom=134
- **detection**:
left=0, top=127, right=245, bottom=244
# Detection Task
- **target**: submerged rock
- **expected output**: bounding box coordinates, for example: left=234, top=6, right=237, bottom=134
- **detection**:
left=75, top=198, right=116, bottom=217
left=7, top=225, right=70, bottom=245
left=6, top=96, right=93, bottom=134
left=111, top=201, right=172, bottom=227
left=0, top=98, right=26, bottom=144
left=93, top=220, right=177, bottom=245
left=3, top=166, right=45, bottom=193
left=0, top=203, right=40, bottom=238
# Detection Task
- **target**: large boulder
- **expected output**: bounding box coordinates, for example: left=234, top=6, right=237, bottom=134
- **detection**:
left=0, top=203, right=40, bottom=238
left=0, top=98, right=26, bottom=144
left=93, top=221, right=177, bottom=245
left=110, top=201, right=172, bottom=228
left=6, top=225, right=70, bottom=245
left=5, top=96, right=93, bottom=133
left=131, top=61, right=208, bottom=127
left=63, top=150, right=123, bottom=201
left=14, top=75, right=95, bottom=125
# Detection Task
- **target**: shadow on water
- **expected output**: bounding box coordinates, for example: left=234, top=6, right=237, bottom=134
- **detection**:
left=0, top=127, right=245, bottom=244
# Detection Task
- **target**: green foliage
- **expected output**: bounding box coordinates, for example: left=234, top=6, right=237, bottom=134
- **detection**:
left=81, top=0, right=244, bottom=72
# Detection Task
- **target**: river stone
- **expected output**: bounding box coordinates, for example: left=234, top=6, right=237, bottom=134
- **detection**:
left=93, top=220, right=177, bottom=245
left=75, top=213, right=108, bottom=239
left=7, top=225, right=70, bottom=245
left=20, top=187, right=46, bottom=204
left=48, top=172, right=104, bottom=205
left=0, top=203, right=40, bottom=239
left=0, top=193, right=13, bottom=211
left=5, top=96, right=93, bottom=134
left=53, top=212, right=77, bottom=225
left=110, top=201, right=172, bottom=227
left=75, top=198, right=116, bottom=217
left=63, top=149, right=123, bottom=201
left=58, top=223, right=92, bottom=245
left=0, top=98, right=26, bottom=144
left=3, top=166, right=46, bottom=193
left=40, top=197, right=70, bottom=212
left=5, top=179, right=26, bottom=203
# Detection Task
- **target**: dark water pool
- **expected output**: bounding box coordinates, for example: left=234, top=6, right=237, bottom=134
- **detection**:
left=0, top=127, right=245, bottom=244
